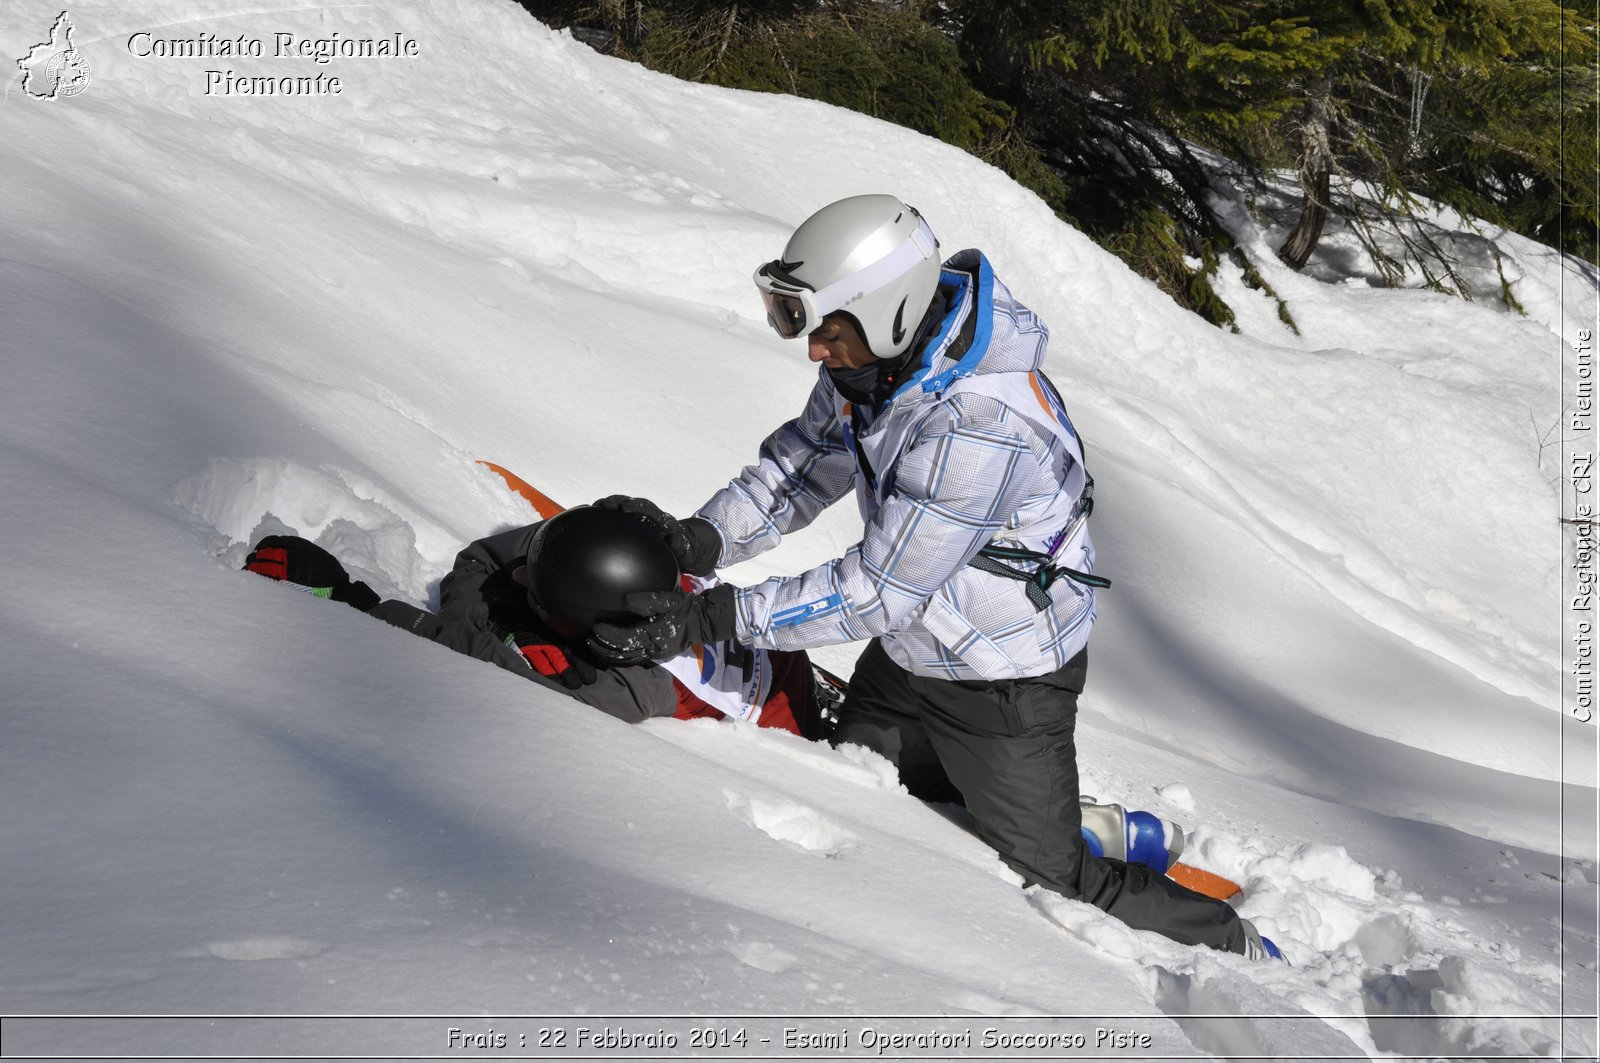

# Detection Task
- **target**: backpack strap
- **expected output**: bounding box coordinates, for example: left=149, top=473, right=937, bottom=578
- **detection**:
left=965, top=452, right=1109, bottom=612
left=967, top=541, right=1111, bottom=613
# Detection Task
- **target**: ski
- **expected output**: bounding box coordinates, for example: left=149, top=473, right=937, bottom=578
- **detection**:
left=478, top=459, right=564, bottom=518
left=1167, top=862, right=1242, bottom=900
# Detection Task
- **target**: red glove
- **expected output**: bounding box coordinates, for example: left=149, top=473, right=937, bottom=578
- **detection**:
left=512, top=636, right=598, bottom=689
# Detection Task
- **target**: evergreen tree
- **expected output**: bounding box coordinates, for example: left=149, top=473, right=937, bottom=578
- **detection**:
left=948, top=0, right=1595, bottom=297
left=511, top=0, right=1596, bottom=324
left=1264, top=0, right=1596, bottom=276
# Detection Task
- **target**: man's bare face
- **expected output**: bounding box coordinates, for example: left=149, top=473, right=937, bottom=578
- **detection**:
left=807, top=314, right=876, bottom=370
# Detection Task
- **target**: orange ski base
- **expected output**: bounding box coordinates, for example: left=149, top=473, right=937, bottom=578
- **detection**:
left=1167, top=862, right=1243, bottom=900
left=479, top=460, right=564, bottom=518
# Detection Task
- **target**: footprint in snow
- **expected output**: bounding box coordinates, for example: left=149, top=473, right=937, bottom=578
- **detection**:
left=724, top=791, right=855, bottom=858
left=729, top=940, right=798, bottom=974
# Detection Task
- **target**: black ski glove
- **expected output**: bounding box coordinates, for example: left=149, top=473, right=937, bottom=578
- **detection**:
left=509, top=633, right=599, bottom=689
left=592, top=495, right=722, bottom=577
left=587, top=583, right=737, bottom=664
left=244, top=535, right=380, bottom=612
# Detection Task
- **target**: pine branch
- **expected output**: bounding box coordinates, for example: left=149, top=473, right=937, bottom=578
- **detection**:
left=701, top=4, right=738, bottom=78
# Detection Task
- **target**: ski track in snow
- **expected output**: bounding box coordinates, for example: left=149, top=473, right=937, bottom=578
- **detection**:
left=0, top=1, right=1593, bottom=1058
left=204, top=937, right=328, bottom=962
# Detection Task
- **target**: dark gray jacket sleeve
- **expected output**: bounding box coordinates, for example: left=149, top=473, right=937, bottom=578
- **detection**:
left=438, top=525, right=536, bottom=629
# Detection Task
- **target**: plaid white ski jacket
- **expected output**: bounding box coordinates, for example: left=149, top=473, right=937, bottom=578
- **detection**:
left=697, top=249, right=1100, bottom=681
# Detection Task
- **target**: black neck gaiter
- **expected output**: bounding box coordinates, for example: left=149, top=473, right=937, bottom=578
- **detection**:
left=825, top=292, right=949, bottom=409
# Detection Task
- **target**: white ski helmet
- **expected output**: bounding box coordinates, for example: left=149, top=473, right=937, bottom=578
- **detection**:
left=753, top=194, right=942, bottom=359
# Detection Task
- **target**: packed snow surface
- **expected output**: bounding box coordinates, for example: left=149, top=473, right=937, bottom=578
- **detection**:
left=0, top=1, right=1595, bottom=1058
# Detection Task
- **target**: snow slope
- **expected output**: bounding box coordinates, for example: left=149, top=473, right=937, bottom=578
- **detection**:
left=0, top=0, right=1594, bottom=1058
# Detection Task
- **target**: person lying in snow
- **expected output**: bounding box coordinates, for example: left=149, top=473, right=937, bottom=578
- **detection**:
left=244, top=505, right=832, bottom=738
left=241, top=506, right=1218, bottom=923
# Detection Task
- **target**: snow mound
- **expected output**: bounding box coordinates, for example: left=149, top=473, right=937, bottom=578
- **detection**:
left=0, top=0, right=1590, bottom=1057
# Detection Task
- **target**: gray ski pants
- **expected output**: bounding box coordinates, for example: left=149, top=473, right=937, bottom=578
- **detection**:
left=834, top=639, right=1248, bottom=954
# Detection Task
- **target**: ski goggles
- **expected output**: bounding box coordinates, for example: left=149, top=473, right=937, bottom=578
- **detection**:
left=753, top=213, right=938, bottom=339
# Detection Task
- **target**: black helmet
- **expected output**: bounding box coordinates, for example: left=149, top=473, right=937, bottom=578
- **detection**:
left=527, top=506, right=680, bottom=638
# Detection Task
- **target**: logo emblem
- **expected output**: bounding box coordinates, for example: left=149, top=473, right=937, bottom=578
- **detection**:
left=891, top=300, right=908, bottom=346
left=760, top=258, right=811, bottom=291
left=17, top=11, right=91, bottom=100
